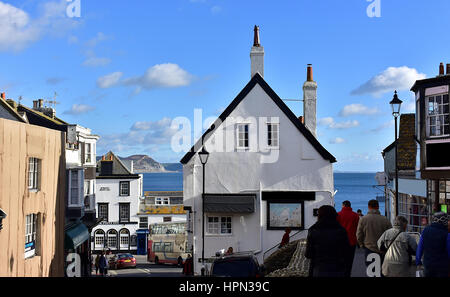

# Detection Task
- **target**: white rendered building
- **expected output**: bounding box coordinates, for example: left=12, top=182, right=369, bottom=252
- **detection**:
left=91, top=151, right=144, bottom=253
left=180, top=27, right=336, bottom=275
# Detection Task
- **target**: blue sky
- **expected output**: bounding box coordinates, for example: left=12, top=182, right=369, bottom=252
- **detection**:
left=1, top=0, right=450, bottom=171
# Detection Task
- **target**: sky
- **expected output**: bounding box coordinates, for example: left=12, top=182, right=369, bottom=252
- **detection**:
left=1, top=0, right=450, bottom=171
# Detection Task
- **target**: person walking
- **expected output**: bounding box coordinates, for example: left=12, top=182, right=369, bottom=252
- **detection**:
left=337, top=200, right=360, bottom=277
left=416, top=212, right=449, bottom=277
left=94, top=254, right=100, bottom=275
left=357, top=209, right=364, bottom=217
left=356, top=200, right=392, bottom=268
left=225, top=247, right=234, bottom=255
left=305, top=205, right=351, bottom=277
left=183, top=254, right=193, bottom=276
left=279, top=227, right=291, bottom=248
left=377, top=216, right=417, bottom=277
left=99, top=251, right=108, bottom=277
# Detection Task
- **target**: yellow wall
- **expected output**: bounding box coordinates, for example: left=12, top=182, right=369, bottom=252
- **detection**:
left=0, top=118, right=66, bottom=276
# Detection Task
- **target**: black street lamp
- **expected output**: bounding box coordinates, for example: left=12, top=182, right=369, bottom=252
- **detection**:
left=198, top=146, right=209, bottom=276
left=390, top=90, right=402, bottom=217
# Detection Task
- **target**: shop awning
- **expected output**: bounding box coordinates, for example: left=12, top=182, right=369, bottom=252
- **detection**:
left=65, top=223, right=90, bottom=250
left=204, top=194, right=255, bottom=213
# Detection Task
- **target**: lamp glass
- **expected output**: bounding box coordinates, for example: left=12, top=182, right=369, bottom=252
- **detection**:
left=198, top=148, right=209, bottom=165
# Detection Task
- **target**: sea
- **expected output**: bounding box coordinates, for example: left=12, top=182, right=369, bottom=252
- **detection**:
left=142, top=172, right=384, bottom=216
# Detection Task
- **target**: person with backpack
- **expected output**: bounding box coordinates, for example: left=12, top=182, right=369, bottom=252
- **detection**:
left=377, top=216, right=417, bottom=277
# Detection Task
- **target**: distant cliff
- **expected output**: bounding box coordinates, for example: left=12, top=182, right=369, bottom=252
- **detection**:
left=119, top=155, right=182, bottom=173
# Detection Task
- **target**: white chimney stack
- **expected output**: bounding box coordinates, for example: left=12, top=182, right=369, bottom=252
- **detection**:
left=250, top=25, right=264, bottom=78
left=303, top=64, right=317, bottom=137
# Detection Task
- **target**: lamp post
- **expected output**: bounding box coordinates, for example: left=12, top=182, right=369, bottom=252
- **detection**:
left=390, top=90, right=402, bottom=217
left=198, top=147, right=209, bottom=276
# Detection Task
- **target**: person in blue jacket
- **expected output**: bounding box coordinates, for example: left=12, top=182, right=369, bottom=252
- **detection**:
left=416, top=212, right=449, bottom=277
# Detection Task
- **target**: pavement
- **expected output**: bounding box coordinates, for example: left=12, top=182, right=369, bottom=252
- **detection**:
left=92, top=255, right=184, bottom=278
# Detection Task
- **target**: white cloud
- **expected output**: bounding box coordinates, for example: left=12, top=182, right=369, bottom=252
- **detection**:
left=97, top=72, right=123, bottom=88
left=124, top=63, right=194, bottom=90
left=63, top=104, right=95, bottom=115
left=83, top=57, right=111, bottom=67
left=329, top=137, right=346, bottom=144
left=351, top=66, right=426, bottom=97
left=97, top=63, right=194, bottom=91
left=370, top=120, right=394, bottom=132
left=85, top=32, right=109, bottom=48
left=0, top=1, right=79, bottom=52
left=211, top=6, right=222, bottom=14
left=318, top=117, right=360, bottom=129
left=339, top=103, right=379, bottom=117
left=131, top=118, right=173, bottom=132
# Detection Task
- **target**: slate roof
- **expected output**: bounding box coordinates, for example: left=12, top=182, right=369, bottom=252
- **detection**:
left=97, top=151, right=140, bottom=178
left=382, top=113, right=416, bottom=171
left=0, top=99, right=27, bottom=123
left=180, top=73, right=336, bottom=164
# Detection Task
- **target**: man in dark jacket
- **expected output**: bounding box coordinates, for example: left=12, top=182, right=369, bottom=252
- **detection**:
left=305, top=205, right=351, bottom=277
left=337, top=200, right=360, bottom=277
left=416, top=212, right=449, bottom=277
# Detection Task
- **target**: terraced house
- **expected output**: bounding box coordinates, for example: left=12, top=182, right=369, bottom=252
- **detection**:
left=0, top=93, right=65, bottom=276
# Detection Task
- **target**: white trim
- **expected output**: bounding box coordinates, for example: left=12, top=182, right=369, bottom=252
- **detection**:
left=425, top=86, right=448, bottom=96
left=425, top=166, right=450, bottom=170
left=425, top=138, right=450, bottom=144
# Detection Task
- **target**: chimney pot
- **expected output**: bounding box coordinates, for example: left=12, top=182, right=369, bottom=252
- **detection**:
left=0, top=92, right=5, bottom=100
left=446, top=64, right=450, bottom=75
left=439, top=62, right=445, bottom=75
left=307, top=64, right=313, bottom=81
left=33, top=100, right=38, bottom=109
left=38, top=99, right=44, bottom=108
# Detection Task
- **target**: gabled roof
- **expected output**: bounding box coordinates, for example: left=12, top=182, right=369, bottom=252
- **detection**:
left=18, top=104, right=68, bottom=125
left=97, top=151, right=140, bottom=178
left=180, top=72, right=336, bottom=164
left=0, top=99, right=27, bottom=123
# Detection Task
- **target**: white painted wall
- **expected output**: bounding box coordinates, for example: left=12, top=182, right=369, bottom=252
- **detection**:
left=91, top=175, right=143, bottom=251
left=183, top=83, right=334, bottom=274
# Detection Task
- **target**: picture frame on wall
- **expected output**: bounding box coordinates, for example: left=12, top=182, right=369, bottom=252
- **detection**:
left=266, top=200, right=305, bottom=230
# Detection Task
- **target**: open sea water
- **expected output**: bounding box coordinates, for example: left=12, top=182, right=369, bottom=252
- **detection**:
left=142, top=172, right=384, bottom=216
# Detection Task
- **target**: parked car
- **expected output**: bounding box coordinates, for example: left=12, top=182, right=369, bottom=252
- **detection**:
left=108, top=253, right=137, bottom=270
left=210, top=252, right=265, bottom=277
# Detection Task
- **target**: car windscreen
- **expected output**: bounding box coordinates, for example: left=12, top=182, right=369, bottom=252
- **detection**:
left=211, top=258, right=256, bottom=277
left=118, top=254, right=132, bottom=259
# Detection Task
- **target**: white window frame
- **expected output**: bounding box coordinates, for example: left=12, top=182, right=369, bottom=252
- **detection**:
left=28, top=158, right=40, bottom=191
left=119, top=181, right=130, bottom=196
left=94, top=230, right=105, bottom=249
left=119, top=229, right=130, bottom=249
left=206, top=216, right=232, bottom=235
left=267, top=123, right=279, bottom=148
left=119, top=203, right=130, bottom=223
left=155, top=197, right=169, bottom=205
left=139, top=216, right=148, bottom=229
left=68, top=169, right=83, bottom=207
left=107, top=230, right=118, bottom=249
left=25, top=214, right=37, bottom=258
left=426, top=93, right=450, bottom=138
left=236, top=124, right=250, bottom=150
left=84, top=143, right=92, bottom=164
left=98, top=203, right=108, bottom=221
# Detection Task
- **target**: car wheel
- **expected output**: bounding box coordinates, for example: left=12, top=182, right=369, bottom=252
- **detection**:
left=154, top=256, right=159, bottom=265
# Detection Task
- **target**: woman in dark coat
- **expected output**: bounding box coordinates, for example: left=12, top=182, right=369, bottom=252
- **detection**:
left=305, top=205, right=351, bottom=277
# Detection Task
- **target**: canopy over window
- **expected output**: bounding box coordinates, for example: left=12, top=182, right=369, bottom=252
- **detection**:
left=204, top=194, right=255, bottom=213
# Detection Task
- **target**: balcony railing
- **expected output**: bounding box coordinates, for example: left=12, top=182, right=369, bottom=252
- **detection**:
left=84, top=194, right=96, bottom=212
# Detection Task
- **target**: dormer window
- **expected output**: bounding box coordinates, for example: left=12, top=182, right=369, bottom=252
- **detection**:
left=426, top=94, right=449, bottom=137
